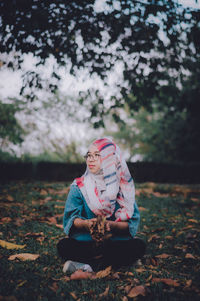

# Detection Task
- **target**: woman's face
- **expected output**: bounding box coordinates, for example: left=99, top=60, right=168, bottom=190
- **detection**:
left=86, top=144, right=101, bottom=174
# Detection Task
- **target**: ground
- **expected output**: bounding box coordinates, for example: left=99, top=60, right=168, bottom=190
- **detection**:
left=0, top=181, right=200, bottom=301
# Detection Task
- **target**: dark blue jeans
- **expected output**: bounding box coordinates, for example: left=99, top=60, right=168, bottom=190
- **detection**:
left=57, top=237, right=146, bottom=270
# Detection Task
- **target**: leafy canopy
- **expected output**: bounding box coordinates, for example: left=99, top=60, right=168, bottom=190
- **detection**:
left=1, top=0, right=199, bottom=111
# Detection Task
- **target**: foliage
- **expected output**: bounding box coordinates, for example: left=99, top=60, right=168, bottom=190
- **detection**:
left=105, top=62, right=200, bottom=164
left=0, top=102, right=24, bottom=149
left=21, top=141, right=84, bottom=163
left=106, top=107, right=189, bottom=163
left=0, top=181, right=200, bottom=300
left=0, top=0, right=200, bottom=116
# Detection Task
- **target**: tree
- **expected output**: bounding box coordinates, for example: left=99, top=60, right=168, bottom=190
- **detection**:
left=0, top=0, right=199, bottom=118
left=0, top=102, right=24, bottom=159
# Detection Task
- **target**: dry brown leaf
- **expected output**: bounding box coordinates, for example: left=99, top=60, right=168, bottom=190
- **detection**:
left=182, top=225, right=194, bottom=230
left=49, top=282, right=59, bottom=293
left=69, top=292, right=78, bottom=300
left=127, top=285, right=146, bottom=298
left=146, top=274, right=152, bottom=282
left=148, top=234, right=160, bottom=242
left=95, top=266, right=112, bottom=279
left=55, top=224, right=63, bottom=229
left=185, top=253, right=195, bottom=259
left=25, top=232, right=44, bottom=238
left=89, top=216, right=112, bottom=243
left=0, top=240, right=26, bottom=250
left=99, top=286, right=109, bottom=298
left=185, top=279, right=192, bottom=287
left=121, top=296, right=128, bottom=301
left=147, top=264, right=158, bottom=269
left=40, top=189, right=48, bottom=195
left=0, top=296, right=18, bottom=301
left=138, top=206, right=148, bottom=211
left=155, top=253, right=170, bottom=259
left=112, top=272, right=120, bottom=279
left=188, top=219, right=198, bottom=224
left=70, top=270, right=93, bottom=280
left=56, top=188, right=70, bottom=195
left=124, top=285, right=132, bottom=294
left=0, top=217, right=12, bottom=223
left=16, top=280, right=27, bottom=288
left=8, top=253, right=40, bottom=261
left=7, top=195, right=14, bottom=202
left=152, top=278, right=180, bottom=287
left=135, top=268, right=146, bottom=273
left=46, top=217, right=57, bottom=224
left=165, top=236, right=173, bottom=240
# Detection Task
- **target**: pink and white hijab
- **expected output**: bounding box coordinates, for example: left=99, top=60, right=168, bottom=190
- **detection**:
left=75, top=138, right=135, bottom=221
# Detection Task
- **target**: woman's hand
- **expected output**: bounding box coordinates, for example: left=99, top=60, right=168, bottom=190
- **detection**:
left=73, top=217, right=129, bottom=236
left=106, top=220, right=129, bottom=235
left=73, top=218, right=97, bottom=232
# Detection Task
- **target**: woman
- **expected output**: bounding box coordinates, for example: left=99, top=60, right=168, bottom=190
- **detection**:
left=57, top=138, right=146, bottom=272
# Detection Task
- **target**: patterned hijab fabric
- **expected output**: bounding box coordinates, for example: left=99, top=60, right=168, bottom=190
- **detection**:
left=76, top=138, right=135, bottom=221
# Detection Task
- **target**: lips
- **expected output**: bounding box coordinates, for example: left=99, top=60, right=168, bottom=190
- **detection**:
left=89, top=165, right=95, bottom=168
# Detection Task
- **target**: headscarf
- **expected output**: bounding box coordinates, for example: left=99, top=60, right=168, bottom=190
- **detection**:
left=75, top=138, right=135, bottom=221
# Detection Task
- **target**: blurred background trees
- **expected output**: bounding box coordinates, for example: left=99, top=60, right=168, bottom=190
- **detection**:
left=0, top=0, right=199, bottom=163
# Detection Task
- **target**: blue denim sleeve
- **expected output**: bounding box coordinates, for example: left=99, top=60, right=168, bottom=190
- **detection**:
left=128, top=202, right=140, bottom=238
left=63, top=184, right=86, bottom=235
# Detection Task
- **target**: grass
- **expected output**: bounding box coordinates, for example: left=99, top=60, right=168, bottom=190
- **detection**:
left=0, top=181, right=200, bottom=301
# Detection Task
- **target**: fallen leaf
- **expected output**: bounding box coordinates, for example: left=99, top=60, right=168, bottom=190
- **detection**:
left=49, top=282, right=59, bottom=293
left=40, top=189, right=48, bottom=195
left=182, top=225, right=194, bottom=230
left=46, top=217, right=57, bottom=224
left=126, top=271, right=134, bottom=276
left=99, top=286, right=109, bottom=298
left=0, top=217, right=12, bottom=223
left=69, top=292, right=78, bottom=300
left=95, top=266, right=112, bottom=279
left=0, top=296, right=17, bottom=301
left=8, top=253, right=40, bottom=261
left=146, top=274, right=152, bottom=282
left=43, top=196, right=52, bottom=202
left=147, top=265, right=158, bottom=269
left=188, top=219, right=198, bottom=224
left=124, top=285, right=132, bottom=294
left=138, top=206, right=147, bottom=211
left=25, top=232, right=44, bottom=238
left=185, top=253, right=195, bottom=259
left=89, top=216, right=112, bottom=243
left=55, top=224, right=63, bottom=229
left=148, top=234, right=160, bottom=242
left=0, top=239, right=26, bottom=250
left=155, top=253, right=170, bottom=259
left=70, top=270, right=93, bottom=280
left=152, top=278, right=179, bottom=287
left=185, top=279, right=192, bottom=287
left=127, top=285, right=146, bottom=298
left=6, top=195, right=14, bottom=202
left=135, top=268, right=146, bottom=273
left=165, top=236, right=173, bottom=240
left=56, top=188, right=70, bottom=195
left=17, top=280, right=27, bottom=288
left=121, top=296, right=128, bottom=301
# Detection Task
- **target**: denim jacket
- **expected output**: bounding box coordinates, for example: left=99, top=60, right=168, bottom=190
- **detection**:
left=63, top=183, right=140, bottom=241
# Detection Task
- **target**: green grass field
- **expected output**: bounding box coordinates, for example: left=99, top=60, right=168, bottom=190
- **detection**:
left=0, top=181, right=200, bottom=301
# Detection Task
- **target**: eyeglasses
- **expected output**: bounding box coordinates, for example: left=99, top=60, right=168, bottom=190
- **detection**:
left=84, top=153, right=101, bottom=161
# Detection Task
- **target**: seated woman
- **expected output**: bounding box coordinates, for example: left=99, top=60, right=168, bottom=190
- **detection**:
left=57, top=138, right=146, bottom=272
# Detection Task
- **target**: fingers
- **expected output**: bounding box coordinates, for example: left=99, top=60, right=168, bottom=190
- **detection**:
left=105, top=221, right=111, bottom=232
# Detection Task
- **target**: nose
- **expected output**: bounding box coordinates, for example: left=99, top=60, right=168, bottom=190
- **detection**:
left=88, top=155, right=95, bottom=161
